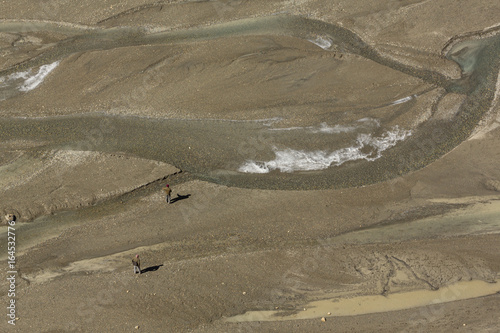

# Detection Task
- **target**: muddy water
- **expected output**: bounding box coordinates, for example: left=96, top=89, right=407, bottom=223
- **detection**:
left=1, top=17, right=500, bottom=189
left=224, top=279, right=500, bottom=322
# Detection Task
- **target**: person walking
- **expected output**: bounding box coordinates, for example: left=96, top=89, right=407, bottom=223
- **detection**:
left=163, top=184, right=172, bottom=204
left=132, top=254, right=141, bottom=274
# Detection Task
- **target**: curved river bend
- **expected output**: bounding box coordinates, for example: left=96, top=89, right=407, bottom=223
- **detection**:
left=1, top=16, right=500, bottom=190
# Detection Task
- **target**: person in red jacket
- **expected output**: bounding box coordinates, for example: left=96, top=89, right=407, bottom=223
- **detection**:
left=163, top=184, right=172, bottom=204
left=132, top=254, right=141, bottom=274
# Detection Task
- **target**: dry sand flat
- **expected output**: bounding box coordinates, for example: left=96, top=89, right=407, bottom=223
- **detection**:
left=1, top=0, right=500, bottom=332
left=0, top=150, right=179, bottom=222
left=0, top=37, right=430, bottom=122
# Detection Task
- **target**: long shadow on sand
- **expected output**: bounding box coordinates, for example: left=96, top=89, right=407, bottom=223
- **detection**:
left=170, top=193, right=191, bottom=204
left=141, top=264, right=164, bottom=274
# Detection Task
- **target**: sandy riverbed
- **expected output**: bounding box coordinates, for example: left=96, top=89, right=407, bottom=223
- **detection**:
left=1, top=1, right=500, bottom=332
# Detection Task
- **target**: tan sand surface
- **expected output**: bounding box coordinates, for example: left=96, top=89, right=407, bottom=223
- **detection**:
left=1, top=1, right=500, bottom=332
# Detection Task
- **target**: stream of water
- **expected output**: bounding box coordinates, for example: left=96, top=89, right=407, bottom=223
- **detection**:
left=0, top=16, right=499, bottom=190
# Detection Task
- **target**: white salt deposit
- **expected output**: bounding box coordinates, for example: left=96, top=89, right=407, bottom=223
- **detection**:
left=0, top=61, right=60, bottom=93
left=308, top=36, right=333, bottom=50
left=271, top=119, right=380, bottom=134
left=19, top=61, right=60, bottom=91
left=391, top=95, right=416, bottom=105
left=238, top=127, right=411, bottom=173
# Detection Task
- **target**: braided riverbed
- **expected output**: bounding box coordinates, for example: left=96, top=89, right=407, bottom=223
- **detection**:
left=1, top=16, right=500, bottom=190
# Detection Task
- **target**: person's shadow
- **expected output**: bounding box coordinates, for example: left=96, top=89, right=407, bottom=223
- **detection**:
left=140, top=264, right=163, bottom=274
left=170, top=193, right=191, bottom=204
